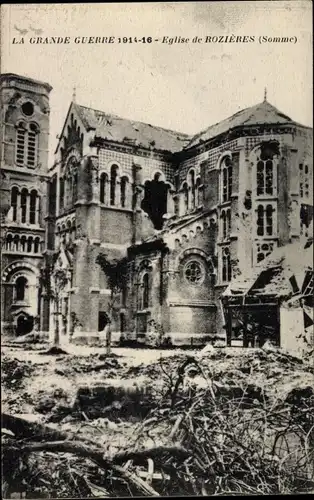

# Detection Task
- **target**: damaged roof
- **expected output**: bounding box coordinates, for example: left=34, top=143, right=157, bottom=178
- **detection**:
left=186, top=100, right=296, bottom=149
left=223, top=240, right=313, bottom=299
left=74, top=103, right=191, bottom=153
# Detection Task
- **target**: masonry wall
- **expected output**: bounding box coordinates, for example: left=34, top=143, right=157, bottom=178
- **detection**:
left=1, top=75, right=51, bottom=335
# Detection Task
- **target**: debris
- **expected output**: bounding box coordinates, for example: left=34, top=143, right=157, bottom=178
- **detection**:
left=2, top=345, right=314, bottom=496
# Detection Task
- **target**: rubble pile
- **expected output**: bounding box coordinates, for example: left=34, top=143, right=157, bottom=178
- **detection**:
left=1, top=346, right=314, bottom=497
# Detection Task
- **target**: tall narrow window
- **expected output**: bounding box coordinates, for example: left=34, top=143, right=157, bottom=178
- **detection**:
left=265, top=160, right=273, bottom=194
left=142, top=273, right=150, bottom=309
left=222, top=211, right=227, bottom=239
left=72, top=171, right=78, bottom=203
left=257, top=205, right=265, bottom=236
left=27, top=124, right=38, bottom=168
left=222, top=248, right=232, bottom=282
left=110, top=165, right=119, bottom=206
left=300, top=163, right=310, bottom=200
left=15, top=277, right=28, bottom=302
left=227, top=209, right=231, bottom=236
left=174, top=196, right=179, bottom=216
left=11, top=187, right=19, bottom=221
left=21, top=189, right=28, bottom=224
left=221, top=157, right=233, bottom=203
left=120, top=177, right=128, bottom=208
left=34, top=237, right=40, bottom=253
left=20, top=236, right=26, bottom=252
left=100, top=173, right=107, bottom=203
left=27, top=236, right=33, bottom=253
left=59, top=177, right=64, bottom=211
left=266, top=205, right=273, bottom=236
left=6, top=234, right=13, bottom=251
left=13, top=235, right=19, bottom=251
left=16, top=123, right=26, bottom=166
left=183, top=182, right=189, bottom=213
left=188, top=170, right=196, bottom=209
left=196, top=178, right=201, bottom=207
left=257, top=204, right=274, bottom=237
left=29, top=190, right=37, bottom=224
left=256, top=156, right=274, bottom=196
left=221, top=209, right=231, bottom=239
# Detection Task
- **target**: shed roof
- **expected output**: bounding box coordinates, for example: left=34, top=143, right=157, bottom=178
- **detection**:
left=223, top=240, right=313, bottom=299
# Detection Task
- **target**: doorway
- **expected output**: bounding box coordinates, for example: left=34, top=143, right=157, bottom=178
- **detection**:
left=16, top=313, right=34, bottom=336
left=98, top=312, right=109, bottom=332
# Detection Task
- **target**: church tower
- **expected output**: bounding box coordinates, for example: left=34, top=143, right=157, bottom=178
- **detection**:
left=0, top=73, right=52, bottom=336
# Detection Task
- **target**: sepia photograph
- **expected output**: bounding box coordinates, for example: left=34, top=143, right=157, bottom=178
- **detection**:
left=1, top=1, right=313, bottom=498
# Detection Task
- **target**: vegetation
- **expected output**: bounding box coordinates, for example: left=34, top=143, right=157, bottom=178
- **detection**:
left=39, top=253, right=69, bottom=353
left=96, top=253, right=129, bottom=354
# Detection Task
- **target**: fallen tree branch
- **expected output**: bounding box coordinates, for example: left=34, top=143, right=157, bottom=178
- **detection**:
left=1, top=413, right=69, bottom=442
left=5, top=440, right=173, bottom=496
left=16, top=440, right=189, bottom=465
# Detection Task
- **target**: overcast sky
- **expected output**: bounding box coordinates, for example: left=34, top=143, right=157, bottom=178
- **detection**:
left=2, top=1, right=312, bottom=164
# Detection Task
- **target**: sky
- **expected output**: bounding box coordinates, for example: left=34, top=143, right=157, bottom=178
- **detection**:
left=2, top=2, right=313, bottom=164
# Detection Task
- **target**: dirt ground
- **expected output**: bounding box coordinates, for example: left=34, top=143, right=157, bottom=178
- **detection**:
left=2, top=340, right=314, bottom=497
left=2, top=343, right=195, bottom=417
left=2, top=340, right=313, bottom=425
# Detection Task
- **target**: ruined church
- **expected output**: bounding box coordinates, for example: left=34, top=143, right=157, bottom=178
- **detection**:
left=1, top=73, right=313, bottom=346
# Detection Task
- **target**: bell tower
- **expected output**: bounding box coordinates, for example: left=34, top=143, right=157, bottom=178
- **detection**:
left=0, top=73, right=52, bottom=336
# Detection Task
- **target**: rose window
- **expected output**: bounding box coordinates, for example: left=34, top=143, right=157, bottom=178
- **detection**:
left=184, top=260, right=205, bottom=285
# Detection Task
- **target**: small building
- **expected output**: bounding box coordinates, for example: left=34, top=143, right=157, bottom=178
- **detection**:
left=221, top=239, right=313, bottom=354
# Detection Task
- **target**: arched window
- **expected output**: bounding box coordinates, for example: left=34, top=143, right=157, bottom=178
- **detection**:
left=16, top=122, right=26, bottom=166
left=66, top=220, right=72, bottom=243
left=222, top=247, right=231, bottom=282
left=27, top=123, right=38, bottom=168
left=221, top=156, right=233, bottom=203
left=100, top=173, right=107, bottom=203
left=15, top=122, right=39, bottom=168
left=221, top=209, right=231, bottom=239
left=72, top=170, right=78, bottom=203
left=20, top=235, right=27, bottom=252
left=257, top=204, right=274, bottom=237
left=120, top=176, right=128, bottom=208
left=27, top=236, right=33, bottom=253
left=188, top=170, right=196, bottom=209
left=64, top=176, right=71, bottom=208
left=222, top=211, right=227, bottom=238
left=299, top=163, right=310, bottom=200
left=110, top=165, right=119, bottom=206
left=29, top=190, right=37, bottom=224
left=15, top=276, right=28, bottom=301
left=34, top=237, right=40, bottom=253
left=11, top=187, right=19, bottom=222
left=227, top=209, right=231, bottom=237
left=142, top=273, right=150, bottom=309
left=266, top=205, right=273, bottom=236
left=21, top=188, right=28, bottom=223
left=59, top=177, right=64, bottom=211
left=257, top=205, right=265, bottom=236
left=183, top=182, right=189, bottom=213
left=196, top=178, right=202, bottom=207
left=13, top=234, right=19, bottom=251
left=257, top=158, right=274, bottom=196
left=5, top=234, right=13, bottom=251
left=174, top=196, right=179, bottom=216
left=71, top=221, right=76, bottom=242
left=61, top=225, right=66, bottom=245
